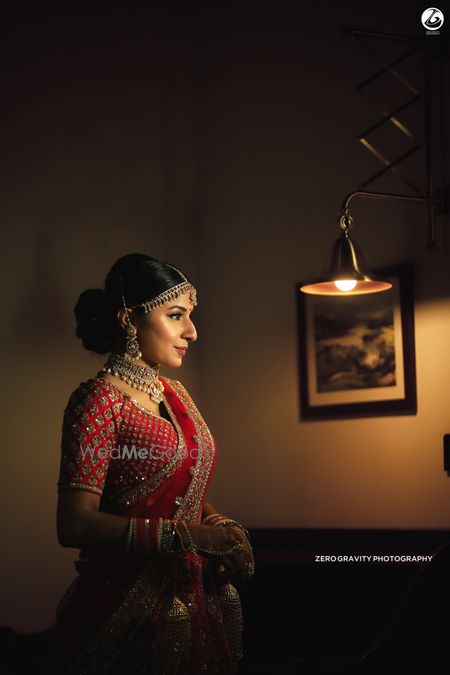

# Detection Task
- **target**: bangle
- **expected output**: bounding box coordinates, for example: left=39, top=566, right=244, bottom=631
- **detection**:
left=202, top=513, right=224, bottom=525
left=202, top=514, right=247, bottom=533
left=214, top=518, right=251, bottom=543
left=125, top=517, right=160, bottom=554
left=202, top=514, right=251, bottom=542
left=135, top=518, right=155, bottom=553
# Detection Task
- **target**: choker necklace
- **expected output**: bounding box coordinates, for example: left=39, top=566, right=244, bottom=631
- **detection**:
left=100, top=353, right=165, bottom=404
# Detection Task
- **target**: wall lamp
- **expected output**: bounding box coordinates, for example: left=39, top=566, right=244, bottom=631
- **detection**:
left=299, top=189, right=441, bottom=296
left=300, top=25, right=448, bottom=297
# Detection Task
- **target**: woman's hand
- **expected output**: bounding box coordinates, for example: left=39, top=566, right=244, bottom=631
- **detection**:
left=182, top=521, right=254, bottom=583
left=178, top=521, right=254, bottom=583
left=178, top=522, right=242, bottom=556
left=218, top=525, right=255, bottom=582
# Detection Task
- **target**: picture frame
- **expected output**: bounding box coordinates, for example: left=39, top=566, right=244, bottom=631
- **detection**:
left=296, top=263, right=417, bottom=420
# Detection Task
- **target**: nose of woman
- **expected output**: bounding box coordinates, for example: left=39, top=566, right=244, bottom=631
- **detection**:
left=183, top=317, right=197, bottom=342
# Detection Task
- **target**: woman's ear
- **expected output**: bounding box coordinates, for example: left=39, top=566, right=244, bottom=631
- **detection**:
left=116, top=308, right=136, bottom=331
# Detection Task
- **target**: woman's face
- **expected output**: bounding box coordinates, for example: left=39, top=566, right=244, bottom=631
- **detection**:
left=134, top=292, right=197, bottom=368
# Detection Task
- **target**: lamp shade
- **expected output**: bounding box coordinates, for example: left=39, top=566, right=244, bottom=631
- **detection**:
left=300, top=231, right=392, bottom=295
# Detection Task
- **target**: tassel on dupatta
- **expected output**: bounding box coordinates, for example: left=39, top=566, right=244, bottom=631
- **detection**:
left=150, top=596, right=192, bottom=674
left=217, top=584, right=244, bottom=667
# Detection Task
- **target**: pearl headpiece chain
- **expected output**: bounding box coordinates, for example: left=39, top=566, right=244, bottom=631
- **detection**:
left=133, top=281, right=197, bottom=313
left=120, top=266, right=198, bottom=315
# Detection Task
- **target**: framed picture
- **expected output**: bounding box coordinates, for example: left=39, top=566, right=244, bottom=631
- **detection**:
left=296, top=263, right=417, bottom=420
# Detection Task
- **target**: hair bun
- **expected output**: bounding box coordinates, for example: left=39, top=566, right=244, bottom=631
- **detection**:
left=74, top=289, right=118, bottom=354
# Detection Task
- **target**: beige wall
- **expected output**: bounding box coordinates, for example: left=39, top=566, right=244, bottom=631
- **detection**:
left=195, top=8, right=450, bottom=531
left=1, top=3, right=449, bottom=632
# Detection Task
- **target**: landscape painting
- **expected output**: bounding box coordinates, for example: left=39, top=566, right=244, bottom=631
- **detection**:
left=297, top=264, right=417, bottom=419
left=314, top=292, right=396, bottom=393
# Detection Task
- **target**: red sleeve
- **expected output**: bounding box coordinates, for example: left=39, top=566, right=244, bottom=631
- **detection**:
left=57, top=380, right=122, bottom=496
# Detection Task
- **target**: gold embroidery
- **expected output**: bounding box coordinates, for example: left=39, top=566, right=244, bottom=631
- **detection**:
left=167, top=379, right=216, bottom=522
left=110, top=398, right=185, bottom=508
left=65, top=557, right=178, bottom=674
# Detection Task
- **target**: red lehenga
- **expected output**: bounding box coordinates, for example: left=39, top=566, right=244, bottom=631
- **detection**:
left=42, top=376, right=243, bottom=675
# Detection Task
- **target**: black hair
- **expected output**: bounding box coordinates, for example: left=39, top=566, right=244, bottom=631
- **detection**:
left=74, top=253, right=189, bottom=354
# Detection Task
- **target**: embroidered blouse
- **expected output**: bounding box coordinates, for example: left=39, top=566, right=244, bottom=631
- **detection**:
left=57, top=376, right=216, bottom=521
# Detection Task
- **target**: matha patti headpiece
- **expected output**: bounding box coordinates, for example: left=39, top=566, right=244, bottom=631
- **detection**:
left=120, top=264, right=197, bottom=314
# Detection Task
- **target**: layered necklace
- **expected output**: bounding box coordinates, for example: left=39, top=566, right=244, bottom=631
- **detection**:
left=100, top=353, right=165, bottom=404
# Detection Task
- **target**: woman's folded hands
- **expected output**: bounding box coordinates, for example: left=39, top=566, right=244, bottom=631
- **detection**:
left=178, top=521, right=255, bottom=583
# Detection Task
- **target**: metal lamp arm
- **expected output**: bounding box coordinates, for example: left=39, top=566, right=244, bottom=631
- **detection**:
left=340, top=190, right=437, bottom=250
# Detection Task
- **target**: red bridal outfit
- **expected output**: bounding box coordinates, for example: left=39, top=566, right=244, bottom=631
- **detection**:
left=42, top=376, right=243, bottom=675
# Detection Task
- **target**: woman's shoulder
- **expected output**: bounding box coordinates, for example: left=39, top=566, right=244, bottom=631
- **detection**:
left=64, top=376, right=126, bottom=413
left=160, top=375, right=197, bottom=409
left=160, top=375, right=187, bottom=395
left=160, top=374, right=180, bottom=388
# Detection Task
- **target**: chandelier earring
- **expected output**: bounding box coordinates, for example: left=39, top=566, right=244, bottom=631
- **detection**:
left=124, top=316, right=142, bottom=361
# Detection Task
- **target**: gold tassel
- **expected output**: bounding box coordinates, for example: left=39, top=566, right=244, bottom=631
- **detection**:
left=217, top=583, right=244, bottom=665
left=150, top=596, right=192, bottom=674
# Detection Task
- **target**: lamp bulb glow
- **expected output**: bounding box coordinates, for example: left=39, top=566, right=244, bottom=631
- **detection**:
left=334, top=279, right=357, bottom=292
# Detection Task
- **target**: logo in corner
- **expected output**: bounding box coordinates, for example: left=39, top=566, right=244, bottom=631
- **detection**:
left=421, top=7, right=444, bottom=33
